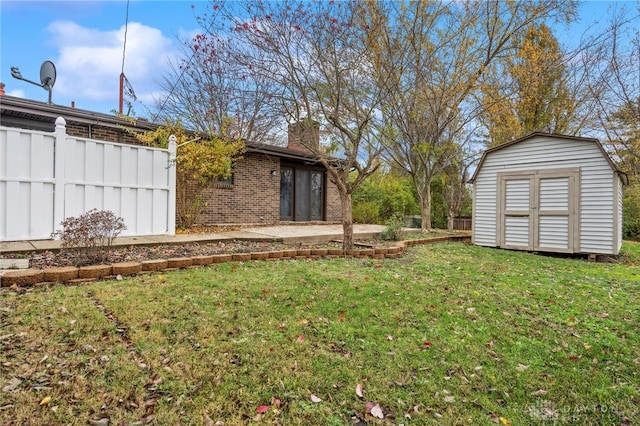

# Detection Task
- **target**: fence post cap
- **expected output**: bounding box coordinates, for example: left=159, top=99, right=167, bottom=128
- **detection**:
left=55, top=116, right=66, bottom=127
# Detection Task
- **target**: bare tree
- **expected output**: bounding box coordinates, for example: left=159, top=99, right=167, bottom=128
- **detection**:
left=372, top=0, right=576, bottom=231
left=155, top=14, right=283, bottom=142
left=185, top=0, right=388, bottom=249
left=583, top=7, right=640, bottom=184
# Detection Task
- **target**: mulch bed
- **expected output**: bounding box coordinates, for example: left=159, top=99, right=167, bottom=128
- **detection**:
left=8, top=240, right=377, bottom=270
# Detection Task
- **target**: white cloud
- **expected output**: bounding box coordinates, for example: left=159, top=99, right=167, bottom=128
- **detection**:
left=7, top=89, right=26, bottom=98
left=46, top=20, right=177, bottom=106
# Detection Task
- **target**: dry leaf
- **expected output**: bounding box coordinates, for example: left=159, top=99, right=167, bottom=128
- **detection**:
left=2, top=377, right=21, bottom=392
left=310, top=394, right=322, bottom=403
left=356, top=383, right=363, bottom=398
left=365, top=401, right=375, bottom=413
left=296, top=334, right=305, bottom=342
left=370, top=403, right=384, bottom=419
left=516, top=363, right=529, bottom=372
left=444, top=396, right=455, bottom=403
left=256, top=405, right=269, bottom=414
left=499, top=417, right=511, bottom=425
left=39, top=396, right=51, bottom=406
left=88, top=419, right=109, bottom=426
left=203, top=413, right=215, bottom=426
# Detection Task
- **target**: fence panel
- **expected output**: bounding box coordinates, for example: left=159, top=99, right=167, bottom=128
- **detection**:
left=0, top=127, right=56, bottom=240
left=0, top=117, right=176, bottom=241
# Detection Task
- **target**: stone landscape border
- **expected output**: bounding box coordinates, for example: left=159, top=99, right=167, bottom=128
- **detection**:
left=1, top=235, right=470, bottom=288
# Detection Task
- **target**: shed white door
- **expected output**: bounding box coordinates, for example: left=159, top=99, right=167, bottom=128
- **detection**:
left=498, top=169, right=579, bottom=253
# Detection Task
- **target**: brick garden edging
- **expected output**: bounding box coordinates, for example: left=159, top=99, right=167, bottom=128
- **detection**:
left=0, top=235, right=470, bottom=288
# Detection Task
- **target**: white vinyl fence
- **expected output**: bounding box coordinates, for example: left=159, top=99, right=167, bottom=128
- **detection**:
left=0, top=117, right=176, bottom=241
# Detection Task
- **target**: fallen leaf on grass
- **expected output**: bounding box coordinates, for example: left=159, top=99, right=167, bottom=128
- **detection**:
left=370, top=403, right=384, bottom=419
left=599, top=312, right=609, bottom=318
left=39, top=396, right=51, bottom=406
left=88, top=419, right=109, bottom=426
left=296, top=334, right=305, bottom=343
left=203, top=413, right=215, bottom=426
left=310, top=394, right=322, bottom=403
left=2, top=377, right=21, bottom=392
left=444, top=395, right=455, bottom=403
left=499, top=417, right=511, bottom=425
left=256, top=405, right=269, bottom=414
left=516, top=363, right=529, bottom=372
left=356, top=383, right=363, bottom=398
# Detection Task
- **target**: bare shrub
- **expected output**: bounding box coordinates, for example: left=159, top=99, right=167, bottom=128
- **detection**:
left=52, top=209, right=126, bottom=266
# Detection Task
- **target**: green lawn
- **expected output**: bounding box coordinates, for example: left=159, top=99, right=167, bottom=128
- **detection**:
left=1, top=241, right=638, bottom=425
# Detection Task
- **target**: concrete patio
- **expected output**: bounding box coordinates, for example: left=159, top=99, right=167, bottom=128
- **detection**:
left=0, top=224, right=389, bottom=255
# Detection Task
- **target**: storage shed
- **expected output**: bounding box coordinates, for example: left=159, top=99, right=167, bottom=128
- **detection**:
left=469, top=133, right=627, bottom=256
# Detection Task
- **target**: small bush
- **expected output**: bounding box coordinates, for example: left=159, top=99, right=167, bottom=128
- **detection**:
left=623, top=184, right=640, bottom=241
left=351, top=170, right=419, bottom=224
left=52, top=209, right=126, bottom=265
left=380, top=214, right=405, bottom=241
left=352, top=201, right=381, bottom=224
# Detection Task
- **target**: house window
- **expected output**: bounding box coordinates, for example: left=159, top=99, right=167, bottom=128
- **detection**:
left=280, top=168, right=294, bottom=220
left=217, top=173, right=233, bottom=185
left=311, top=171, right=324, bottom=220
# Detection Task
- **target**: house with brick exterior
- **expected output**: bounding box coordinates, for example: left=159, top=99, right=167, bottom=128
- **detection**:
left=0, top=94, right=342, bottom=226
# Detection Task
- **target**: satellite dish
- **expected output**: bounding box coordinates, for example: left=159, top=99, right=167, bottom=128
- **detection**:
left=10, top=59, right=57, bottom=104
left=40, top=60, right=56, bottom=91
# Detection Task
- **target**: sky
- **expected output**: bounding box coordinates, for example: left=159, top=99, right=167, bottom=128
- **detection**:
left=0, top=0, right=637, bottom=119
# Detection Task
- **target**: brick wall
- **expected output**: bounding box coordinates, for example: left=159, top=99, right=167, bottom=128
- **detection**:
left=191, top=152, right=343, bottom=226
left=196, top=152, right=281, bottom=225
left=65, top=123, right=144, bottom=145
left=325, top=180, right=342, bottom=222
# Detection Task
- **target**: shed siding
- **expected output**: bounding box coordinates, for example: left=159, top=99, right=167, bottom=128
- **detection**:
left=473, top=135, right=617, bottom=254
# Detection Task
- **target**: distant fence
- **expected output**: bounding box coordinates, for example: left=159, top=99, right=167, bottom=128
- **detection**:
left=0, top=117, right=176, bottom=241
left=453, top=217, right=472, bottom=231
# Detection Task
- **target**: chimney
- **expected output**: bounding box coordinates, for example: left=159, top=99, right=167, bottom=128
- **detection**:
left=0, top=83, right=5, bottom=96
left=287, top=120, right=320, bottom=152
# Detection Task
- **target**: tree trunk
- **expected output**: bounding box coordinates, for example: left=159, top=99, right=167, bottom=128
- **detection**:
left=447, top=209, right=455, bottom=232
left=420, top=185, right=432, bottom=232
left=339, top=190, right=354, bottom=250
